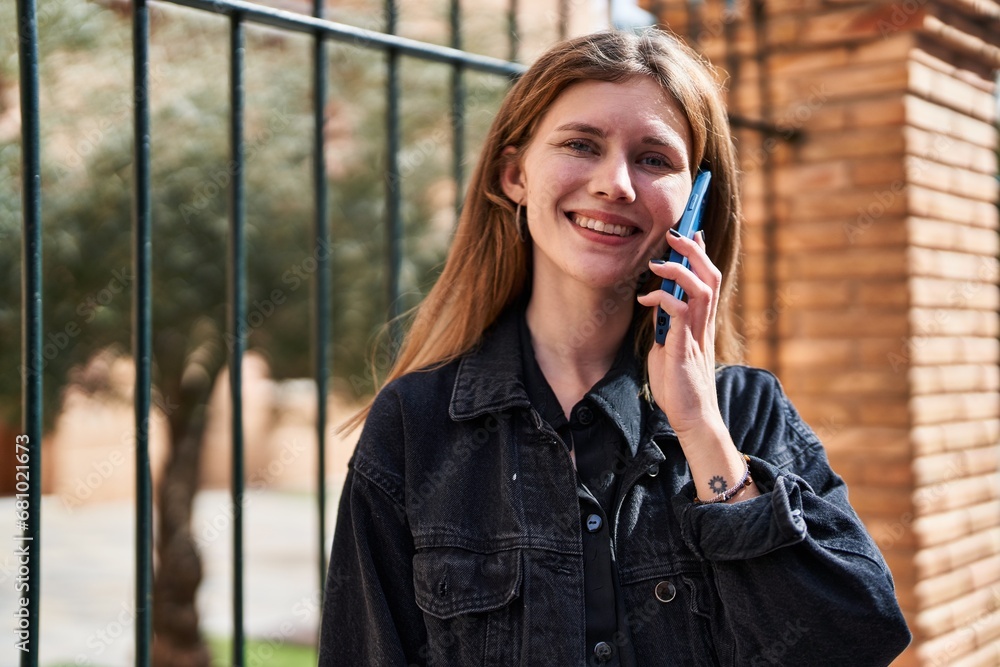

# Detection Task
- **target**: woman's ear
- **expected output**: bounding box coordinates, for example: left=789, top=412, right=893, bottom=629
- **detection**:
left=498, top=145, right=525, bottom=205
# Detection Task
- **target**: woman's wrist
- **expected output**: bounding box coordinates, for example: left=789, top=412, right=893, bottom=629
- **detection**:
left=677, top=417, right=760, bottom=504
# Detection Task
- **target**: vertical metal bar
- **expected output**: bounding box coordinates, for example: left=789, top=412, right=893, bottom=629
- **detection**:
left=228, top=13, right=247, bottom=667
left=312, top=0, right=330, bottom=601
left=508, top=0, right=519, bottom=63
left=450, top=0, right=465, bottom=215
left=385, top=0, right=402, bottom=332
left=132, top=0, right=154, bottom=662
left=16, top=0, right=42, bottom=662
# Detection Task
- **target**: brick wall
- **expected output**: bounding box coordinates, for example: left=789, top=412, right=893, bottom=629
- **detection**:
left=644, top=0, right=1000, bottom=664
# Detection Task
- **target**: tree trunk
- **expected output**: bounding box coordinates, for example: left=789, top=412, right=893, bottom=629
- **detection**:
left=152, top=323, right=225, bottom=667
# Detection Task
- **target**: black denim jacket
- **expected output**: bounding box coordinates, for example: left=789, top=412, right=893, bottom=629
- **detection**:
left=319, top=308, right=911, bottom=666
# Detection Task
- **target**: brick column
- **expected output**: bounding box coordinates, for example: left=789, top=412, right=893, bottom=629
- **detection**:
left=644, top=0, right=1000, bottom=664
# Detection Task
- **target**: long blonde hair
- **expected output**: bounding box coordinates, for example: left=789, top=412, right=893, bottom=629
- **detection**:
left=347, top=28, right=743, bottom=430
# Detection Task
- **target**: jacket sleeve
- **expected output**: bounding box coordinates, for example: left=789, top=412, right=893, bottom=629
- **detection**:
left=671, top=368, right=912, bottom=666
left=318, top=390, right=427, bottom=667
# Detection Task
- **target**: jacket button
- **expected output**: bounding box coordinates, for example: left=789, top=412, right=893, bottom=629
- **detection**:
left=576, top=405, right=594, bottom=425
left=655, top=580, right=676, bottom=603
left=593, top=641, right=613, bottom=662
left=646, top=464, right=659, bottom=477
left=586, top=514, right=603, bottom=532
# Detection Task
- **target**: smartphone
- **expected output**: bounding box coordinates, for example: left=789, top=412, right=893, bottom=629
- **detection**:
left=654, top=170, right=712, bottom=345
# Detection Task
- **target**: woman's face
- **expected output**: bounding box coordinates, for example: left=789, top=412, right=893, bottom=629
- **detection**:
left=501, top=76, right=694, bottom=293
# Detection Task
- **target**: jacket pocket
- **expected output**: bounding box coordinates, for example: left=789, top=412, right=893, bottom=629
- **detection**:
left=413, top=547, right=523, bottom=666
left=620, top=570, right=722, bottom=667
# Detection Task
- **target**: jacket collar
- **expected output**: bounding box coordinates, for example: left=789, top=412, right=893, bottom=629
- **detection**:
left=449, top=307, right=533, bottom=421
left=448, top=305, right=678, bottom=445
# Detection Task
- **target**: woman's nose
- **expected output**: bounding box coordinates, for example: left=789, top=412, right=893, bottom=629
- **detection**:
left=589, top=154, right=636, bottom=203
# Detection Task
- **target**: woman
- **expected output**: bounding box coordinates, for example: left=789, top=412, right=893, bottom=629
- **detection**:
left=319, top=29, right=910, bottom=666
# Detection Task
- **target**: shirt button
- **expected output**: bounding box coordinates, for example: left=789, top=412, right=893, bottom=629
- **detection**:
left=576, top=405, right=594, bottom=425
left=593, top=641, right=613, bottom=662
left=655, top=580, right=676, bottom=603
left=586, top=514, right=603, bottom=532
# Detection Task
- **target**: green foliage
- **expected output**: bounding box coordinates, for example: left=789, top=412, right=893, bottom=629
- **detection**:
left=208, top=635, right=317, bottom=667
left=0, top=0, right=509, bottom=427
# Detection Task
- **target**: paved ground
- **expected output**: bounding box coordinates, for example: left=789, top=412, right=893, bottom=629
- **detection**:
left=0, top=479, right=345, bottom=666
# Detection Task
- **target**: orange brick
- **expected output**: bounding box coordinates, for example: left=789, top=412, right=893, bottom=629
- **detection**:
left=784, top=368, right=910, bottom=395
left=907, top=218, right=1000, bottom=256
left=789, top=187, right=910, bottom=221
left=790, top=395, right=856, bottom=427
left=908, top=185, right=1000, bottom=228
left=859, top=337, right=910, bottom=367
left=911, top=419, right=1000, bottom=455
left=777, top=338, right=856, bottom=368
left=904, top=126, right=998, bottom=175
left=916, top=528, right=1000, bottom=579
left=774, top=160, right=852, bottom=194
left=786, top=310, right=909, bottom=339
left=914, top=447, right=1000, bottom=486
left=918, top=626, right=980, bottom=665
left=858, top=398, right=911, bottom=426
left=907, top=158, right=1000, bottom=203
left=909, top=248, right=1000, bottom=282
left=917, top=561, right=1000, bottom=635
left=910, top=392, right=1000, bottom=425
left=908, top=60, right=998, bottom=125
left=909, top=277, right=1000, bottom=311
left=908, top=336, right=1000, bottom=366
left=948, top=637, right=1000, bottom=667
left=910, top=364, right=1000, bottom=395
left=913, top=501, right=1000, bottom=548
left=910, top=308, right=1000, bottom=337
left=775, top=61, right=909, bottom=108
left=853, top=156, right=907, bottom=186
left=857, top=280, right=910, bottom=307
left=780, top=248, right=909, bottom=280
left=797, top=126, right=907, bottom=162
left=905, top=94, right=1000, bottom=151
left=914, top=474, right=999, bottom=516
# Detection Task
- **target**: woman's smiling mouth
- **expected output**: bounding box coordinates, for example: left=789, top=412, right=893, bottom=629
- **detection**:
left=567, top=212, right=638, bottom=238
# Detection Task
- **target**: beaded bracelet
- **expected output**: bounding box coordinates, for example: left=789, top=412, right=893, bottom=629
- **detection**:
left=693, top=454, right=753, bottom=505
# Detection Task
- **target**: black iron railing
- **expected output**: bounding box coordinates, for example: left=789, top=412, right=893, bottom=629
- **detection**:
left=15, top=0, right=527, bottom=664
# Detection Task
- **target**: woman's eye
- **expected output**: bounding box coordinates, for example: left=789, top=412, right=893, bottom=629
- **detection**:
left=564, top=140, right=594, bottom=153
left=640, top=155, right=672, bottom=169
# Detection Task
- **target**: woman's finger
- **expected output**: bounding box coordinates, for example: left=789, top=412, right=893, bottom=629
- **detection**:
left=637, top=287, right=687, bottom=320
left=646, top=258, right=713, bottom=305
left=664, top=229, right=721, bottom=292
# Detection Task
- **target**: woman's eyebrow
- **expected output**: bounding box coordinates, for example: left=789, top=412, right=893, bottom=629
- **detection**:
left=553, top=122, right=684, bottom=152
left=641, top=133, right=683, bottom=149
left=553, top=122, right=605, bottom=137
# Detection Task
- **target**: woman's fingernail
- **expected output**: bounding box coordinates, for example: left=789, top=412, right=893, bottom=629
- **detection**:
left=697, top=230, right=706, bottom=242
left=668, top=228, right=683, bottom=238
left=650, top=258, right=666, bottom=265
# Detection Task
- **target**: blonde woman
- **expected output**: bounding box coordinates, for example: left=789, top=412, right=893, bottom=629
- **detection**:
left=320, top=29, right=910, bottom=667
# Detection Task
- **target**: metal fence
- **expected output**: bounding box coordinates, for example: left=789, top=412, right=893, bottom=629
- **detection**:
left=14, top=0, right=528, bottom=663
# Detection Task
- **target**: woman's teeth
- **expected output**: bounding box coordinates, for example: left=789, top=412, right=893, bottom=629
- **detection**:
left=571, top=213, right=634, bottom=238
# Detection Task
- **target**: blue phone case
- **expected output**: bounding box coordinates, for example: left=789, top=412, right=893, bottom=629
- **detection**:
left=654, top=170, right=712, bottom=345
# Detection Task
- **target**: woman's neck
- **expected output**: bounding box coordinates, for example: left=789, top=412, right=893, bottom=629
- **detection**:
left=525, top=278, right=635, bottom=418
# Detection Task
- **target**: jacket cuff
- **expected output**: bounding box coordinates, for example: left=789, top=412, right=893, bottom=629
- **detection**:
left=672, top=456, right=810, bottom=561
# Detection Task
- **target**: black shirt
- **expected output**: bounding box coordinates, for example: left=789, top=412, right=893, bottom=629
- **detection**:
left=519, top=311, right=646, bottom=666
